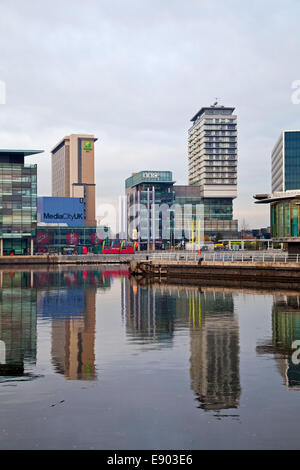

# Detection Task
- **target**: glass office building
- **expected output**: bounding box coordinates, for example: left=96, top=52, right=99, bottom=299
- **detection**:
left=173, top=186, right=238, bottom=240
left=255, top=130, right=300, bottom=253
left=272, top=130, right=300, bottom=192
left=203, top=197, right=238, bottom=238
left=124, top=172, right=238, bottom=246
left=36, top=225, right=111, bottom=254
left=0, top=150, right=43, bottom=255
left=254, top=193, right=300, bottom=252
left=125, top=171, right=176, bottom=249
left=270, top=198, right=300, bottom=238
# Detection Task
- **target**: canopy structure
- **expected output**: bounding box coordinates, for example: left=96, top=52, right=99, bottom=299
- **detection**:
left=0, top=149, right=44, bottom=164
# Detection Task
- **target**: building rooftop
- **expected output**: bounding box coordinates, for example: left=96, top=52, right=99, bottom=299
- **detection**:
left=254, top=191, right=300, bottom=204
left=191, top=106, right=235, bottom=122
left=51, top=134, right=98, bottom=154
left=125, top=171, right=174, bottom=188
left=0, top=149, right=44, bottom=157
left=253, top=193, right=270, bottom=200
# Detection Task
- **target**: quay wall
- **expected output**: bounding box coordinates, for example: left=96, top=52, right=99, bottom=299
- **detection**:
left=129, top=260, right=300, bottom=284
left=0, top=254, right=135, bottom=266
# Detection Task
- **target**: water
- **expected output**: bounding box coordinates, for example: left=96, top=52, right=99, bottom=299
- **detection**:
left=0, top=266, right=300, bottom=449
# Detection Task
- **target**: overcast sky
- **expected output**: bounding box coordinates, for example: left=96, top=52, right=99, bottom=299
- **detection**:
left=0, top=0, right=300, bottom=229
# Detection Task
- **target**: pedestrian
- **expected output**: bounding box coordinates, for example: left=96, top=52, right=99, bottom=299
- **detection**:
left=198, top=249, right=203, bottom=265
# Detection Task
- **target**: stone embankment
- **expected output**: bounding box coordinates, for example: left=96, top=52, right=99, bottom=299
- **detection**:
left=129, top=259, right=300, bottom=284
left=0, top=254, right=135, bottom=265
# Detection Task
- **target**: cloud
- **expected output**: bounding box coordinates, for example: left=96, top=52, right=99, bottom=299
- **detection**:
left=0, top=0, right=299, bottom=228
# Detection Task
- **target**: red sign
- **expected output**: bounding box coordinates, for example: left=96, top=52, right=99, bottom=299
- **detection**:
left=91, top=233, right=102, bottom=245
left=37, top=232, right=51, bottom=245
left=66, top=232, right=79, bottom=245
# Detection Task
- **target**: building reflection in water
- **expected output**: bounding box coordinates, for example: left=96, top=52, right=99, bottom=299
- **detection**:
left=122, top=278, right=176, bottom=346
left=35, top=267, right=128, bottom=380
left=50, top=286, right=96, bottom=381
left=257, top=294, right=300, bottom=389
left=37, top=269, right=111, bottom=381
left=124, top=279, right=241, bottom=411
left=0, top=271, right=37, bottom=380
left=188, top=289, right=241, bottom=411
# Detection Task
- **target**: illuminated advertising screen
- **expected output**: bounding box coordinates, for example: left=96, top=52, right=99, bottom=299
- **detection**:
left=38, top=197, right=84, bottom=227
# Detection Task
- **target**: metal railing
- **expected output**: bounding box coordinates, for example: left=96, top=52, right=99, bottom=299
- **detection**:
left=135, top=251, right=300, bottom=264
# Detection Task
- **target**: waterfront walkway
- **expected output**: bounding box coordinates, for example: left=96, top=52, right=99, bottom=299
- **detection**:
left=145, top=250, right=299, bottom=263
left=129, top=251, right=300, bottom=285
left=0, top=250, right=297, bottom=266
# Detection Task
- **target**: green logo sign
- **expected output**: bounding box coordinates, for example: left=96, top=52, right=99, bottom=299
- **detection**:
left=84, top=141, right=92, bottom=152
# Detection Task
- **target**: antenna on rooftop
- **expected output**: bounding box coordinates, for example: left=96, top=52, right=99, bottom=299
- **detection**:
left=213, top=97, right=219, bottom=106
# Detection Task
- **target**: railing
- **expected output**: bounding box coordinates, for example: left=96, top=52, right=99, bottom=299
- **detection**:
left=135, top=251, right=300, bottom=264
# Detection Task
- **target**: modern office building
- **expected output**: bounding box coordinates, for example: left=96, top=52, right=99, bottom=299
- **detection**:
left=174, top=185, right=238, bottom=240
left=255, top=130, right=300, bottom=252
left=35, top=197, right=101, bottom=253
left=254, top=192, right=300, bottom=252
left=35, top=225, right=111, bottom=254
left=172, top=185, right=203, bottom=243
left=125, top=171, right=176, bottom=249
left=51, top=134, right=97, bottom=226
left=272, top=130, right=300, bottom=192
left=187, top=105, right=238, bottom=239
left=123, top=170, right=237, bottom=246
left=0, top=149, right=43, bottom=255
left=188, top=105, right=237, bottom=196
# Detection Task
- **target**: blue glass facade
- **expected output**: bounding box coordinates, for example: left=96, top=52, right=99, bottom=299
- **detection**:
left=271, top=199, right=300, bottom=238
left=285, top=131, right=300, bottom=191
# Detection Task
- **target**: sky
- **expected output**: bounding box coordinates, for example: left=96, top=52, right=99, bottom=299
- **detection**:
left=0, top=0, right=300, bottom=230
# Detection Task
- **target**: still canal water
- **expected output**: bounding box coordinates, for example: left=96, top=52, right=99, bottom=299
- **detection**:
left=0, top=266, right=300, bottom=449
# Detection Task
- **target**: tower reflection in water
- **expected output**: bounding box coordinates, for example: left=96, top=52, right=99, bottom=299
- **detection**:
left=0, top=271, right=37, bottom=380
left=188, top=289, right=241, bottom=411
left=121, top=279, right=176, bottom=347
left=123, top=279, right=241, bottom=411
left=36, top=269, right=114, bottom=381
left=257, top=294, right=300, bottom=389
